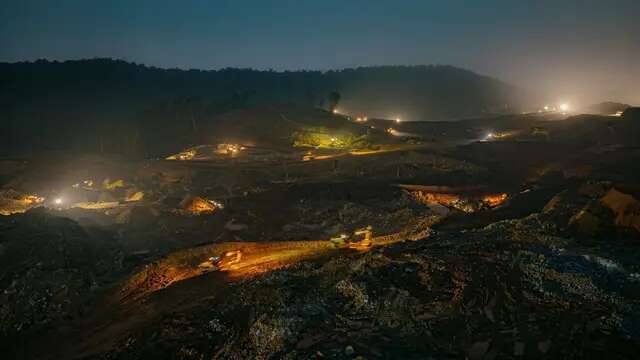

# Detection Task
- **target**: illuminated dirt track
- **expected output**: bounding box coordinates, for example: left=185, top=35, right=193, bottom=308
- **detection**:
left=34, top=232, right=429, bottom=359
left=121, top=232, right=423, bottom=301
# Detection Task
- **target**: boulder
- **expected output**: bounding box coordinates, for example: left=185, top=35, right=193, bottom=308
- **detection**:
left=125, top=190, right=144, bottom=202
left=601, top=188, right=640, bottom=232
left=180, top=196, right=219, bottom=214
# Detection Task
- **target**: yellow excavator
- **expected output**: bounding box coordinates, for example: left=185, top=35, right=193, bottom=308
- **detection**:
left=330, top=226, right=372, bottom=249
left=198, top=250, right=243, bottom=272
left=351, top=226, right=373, bottom=249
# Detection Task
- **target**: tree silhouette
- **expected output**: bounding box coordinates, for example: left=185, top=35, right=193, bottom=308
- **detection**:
left=0, top=59, right=525, bottom=156
left=328, top=91, right=341, bottom=111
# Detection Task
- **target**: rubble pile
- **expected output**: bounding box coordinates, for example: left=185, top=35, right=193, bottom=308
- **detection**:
left=280, top=191, right=434, bottom=241
left=0, top=208, right=124, bottom=338
left=102, top=212, right=640, bottom=359
left=543, top=182, right=640, bottom=240
left=180, top=196, right=223, bottom=215
left=411, top=190, right=507, bottom=213
left=1, top=123, right=640, bottom=359
left=601, top=188, right=640, bottom=233
left=0, top=189, right=44, bottom=215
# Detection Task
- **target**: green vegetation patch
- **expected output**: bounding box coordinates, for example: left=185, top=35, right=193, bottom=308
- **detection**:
left=291, top=126, right=368, bottom=149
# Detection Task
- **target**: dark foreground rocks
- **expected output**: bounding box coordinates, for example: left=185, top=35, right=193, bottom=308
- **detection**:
left=0, top=208, right=125, bottom=339
left=95, top=212, right=640, bottom=359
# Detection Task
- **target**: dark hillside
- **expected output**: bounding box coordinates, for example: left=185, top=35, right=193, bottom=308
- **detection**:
left=0, top=59, right=526, bottom=156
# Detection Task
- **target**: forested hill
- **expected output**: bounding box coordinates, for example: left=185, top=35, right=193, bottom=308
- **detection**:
left=0, top=59, right=526, bottom=156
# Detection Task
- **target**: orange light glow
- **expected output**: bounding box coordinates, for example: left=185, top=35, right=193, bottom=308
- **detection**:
left=482, top=193, right=508, bottom=207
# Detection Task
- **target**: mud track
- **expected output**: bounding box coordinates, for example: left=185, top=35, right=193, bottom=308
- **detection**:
left=24, top=232, right=422, bottom=360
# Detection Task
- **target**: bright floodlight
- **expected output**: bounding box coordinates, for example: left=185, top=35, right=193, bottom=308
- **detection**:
left=484, top=132, right=494, bottom=141
left=54, top=198, right=63, bottom=205
left=395, top=117, right=401, bottom=123
left=543, top=105, right=549, bottom=111
left=559, top=103, right=569, bottom=112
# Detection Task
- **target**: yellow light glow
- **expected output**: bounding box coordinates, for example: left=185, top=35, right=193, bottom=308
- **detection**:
left=559, top=103, right=569, bottom=112
left=395, top=117, right=401, bottom=123
left=54, top=198, right=63, bottom=205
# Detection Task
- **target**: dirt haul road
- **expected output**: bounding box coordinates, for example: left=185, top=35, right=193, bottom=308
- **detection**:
left=27, top=232, right=422, bottom=359
left=122, top=232, right=420, bottom=299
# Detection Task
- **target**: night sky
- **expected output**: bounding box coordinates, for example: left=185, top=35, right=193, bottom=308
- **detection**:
left=1, top=0, right=639, bottom=104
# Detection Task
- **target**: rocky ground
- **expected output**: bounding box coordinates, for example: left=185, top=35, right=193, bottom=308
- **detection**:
left=2, top=112, right=640, bottom=359
left=86, top=188, right=640, bottom=359
left=2, top=175, right=639, bottom=359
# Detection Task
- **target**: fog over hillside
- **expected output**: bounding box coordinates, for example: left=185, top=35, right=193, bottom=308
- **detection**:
left=3, top=2, right=640, bottom=359
left=0, top=59, right=528, bottom=155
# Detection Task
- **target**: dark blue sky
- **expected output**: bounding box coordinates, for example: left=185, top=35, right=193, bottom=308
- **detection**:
left=1, top=0, right=639, bottom=104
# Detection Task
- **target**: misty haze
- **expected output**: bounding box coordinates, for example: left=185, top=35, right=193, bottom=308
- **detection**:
left=1, top=1, right=640, bottom=359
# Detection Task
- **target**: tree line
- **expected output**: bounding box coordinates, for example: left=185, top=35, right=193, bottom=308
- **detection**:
left=0, top=59, right=526, bottom=157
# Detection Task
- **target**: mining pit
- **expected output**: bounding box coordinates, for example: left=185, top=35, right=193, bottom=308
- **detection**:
left=2, top=112, right=640, bottom=359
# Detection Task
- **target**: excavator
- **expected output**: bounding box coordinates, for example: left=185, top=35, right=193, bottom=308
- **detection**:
left=198, top=250, right=243, bottom=272
left=330, top=226, right=372, bottom=249
left=198, top=226, right=373, bottom=273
